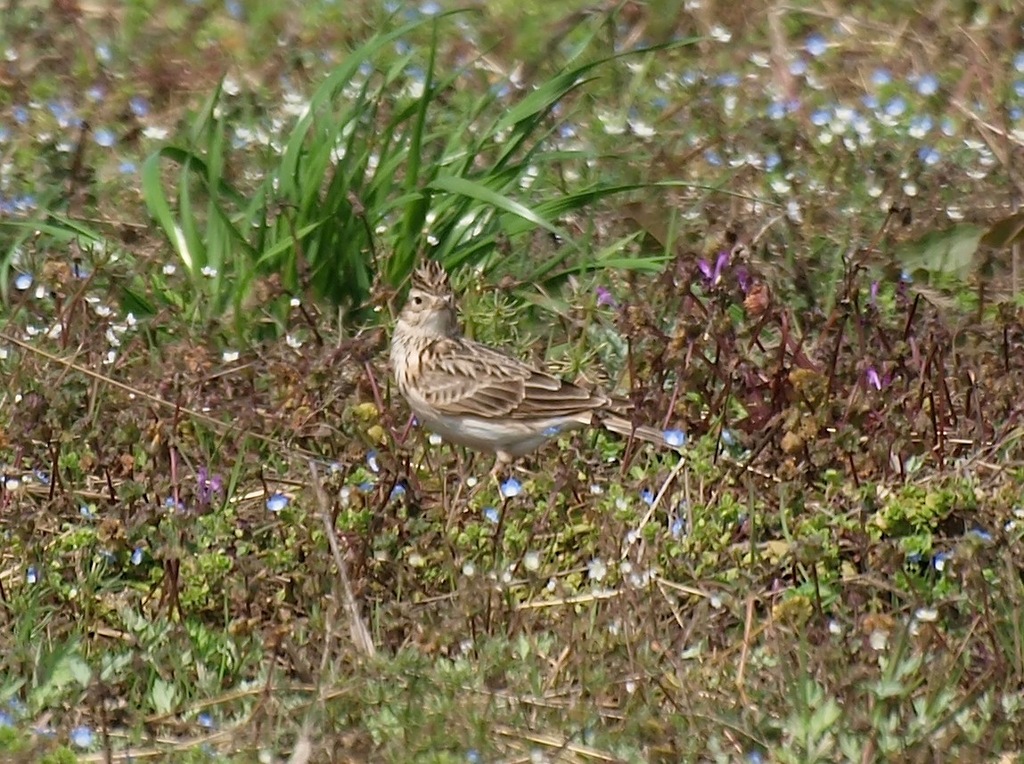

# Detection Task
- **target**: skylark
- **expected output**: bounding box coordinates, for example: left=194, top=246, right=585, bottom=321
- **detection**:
left=389, top=260, right=671, bottom=468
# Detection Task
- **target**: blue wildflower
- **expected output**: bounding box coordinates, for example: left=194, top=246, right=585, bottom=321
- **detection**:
left=70, top=726, right=93, bottom=749
left=918, top=146, right=940, bottom=166
left=499, top=478, right=521, bottom=499
left=968, top=526, right=993, bottom=542
left=129, top=95, right=150, bottom=117
left=48, top=99, right=76, bottom=125
left=164, top=497, right=185, bottom=512
left=670, top=516, right=685, bottom=538
left=884, top=97, right=906, bottom=117
left=916, top=73, right=939, bottom=96
left=805, top=34, right=827, bottom=57
left=908, top=114, right=933, bottom=137
left=871, top=68, right=891, bottom=87
left=662, top=429, right=686, bottom=447
left=266, top=493, right=289, bottom=512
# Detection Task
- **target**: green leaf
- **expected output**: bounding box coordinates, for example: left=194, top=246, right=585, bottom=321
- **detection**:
left=426, top=175, right=568, bottom=240
left=120, top=286, right=158, bottom=317
left=32, top=647, right=92, bottom=708
left=150, top=676, right=178, bottom=715
left=895, top=223, right=984, bottom=280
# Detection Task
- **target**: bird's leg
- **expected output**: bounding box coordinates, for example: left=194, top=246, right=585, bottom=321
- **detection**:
left=489, top=451, right=514, bottom=496
left=488, top=451, right=519, bottom=561
left=447, top=446, right=483, bottom=530
left=447, top=448, right=502, bottom=531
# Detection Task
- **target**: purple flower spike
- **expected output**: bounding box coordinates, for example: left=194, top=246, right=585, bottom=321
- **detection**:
left=866, top=367, right=882, bottom=390
left=595, top=286, right=618, bottom=308
left=735, top=266, right=751, bottom=293
left=699, top=250, right=730, bottom=286
left=196, top=467, right=224, bottom=506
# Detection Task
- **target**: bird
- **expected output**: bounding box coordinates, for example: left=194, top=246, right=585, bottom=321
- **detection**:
left=389, top=259, right=672, bottom=471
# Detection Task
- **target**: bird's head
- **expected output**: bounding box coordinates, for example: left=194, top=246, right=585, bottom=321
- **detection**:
left=397, top=260, right=458, bottom=337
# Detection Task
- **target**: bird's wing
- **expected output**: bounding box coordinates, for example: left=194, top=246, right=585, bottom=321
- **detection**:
left=417, top=339, right=607, bottom=420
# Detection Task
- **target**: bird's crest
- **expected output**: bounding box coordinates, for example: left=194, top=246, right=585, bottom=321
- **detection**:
left=411, top=259, right=452, bottom=296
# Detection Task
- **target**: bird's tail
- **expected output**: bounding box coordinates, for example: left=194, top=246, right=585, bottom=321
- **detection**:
left=600, top=414, right=676, bottom=449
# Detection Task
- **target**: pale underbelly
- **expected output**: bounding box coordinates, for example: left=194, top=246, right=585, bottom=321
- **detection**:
left=411, top=407, right=585, bottom=457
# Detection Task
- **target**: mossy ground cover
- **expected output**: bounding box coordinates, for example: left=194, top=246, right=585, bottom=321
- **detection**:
left=2, top=1, right=1024, bottom=761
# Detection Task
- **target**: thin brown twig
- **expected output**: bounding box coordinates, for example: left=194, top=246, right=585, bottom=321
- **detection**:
left=308, top=460, right=376, bottom=658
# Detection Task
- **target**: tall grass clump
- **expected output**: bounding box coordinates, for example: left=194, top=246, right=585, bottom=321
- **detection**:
left=141, top=11, right=695, bottom=338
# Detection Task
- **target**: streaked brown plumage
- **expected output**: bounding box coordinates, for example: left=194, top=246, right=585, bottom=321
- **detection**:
left=389, top=260, right=667, bottom=465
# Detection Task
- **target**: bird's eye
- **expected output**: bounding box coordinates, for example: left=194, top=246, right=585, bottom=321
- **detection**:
left=411, top=295, right=424, bottom=307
